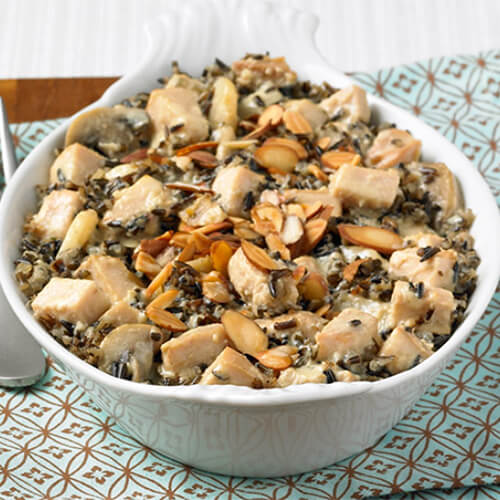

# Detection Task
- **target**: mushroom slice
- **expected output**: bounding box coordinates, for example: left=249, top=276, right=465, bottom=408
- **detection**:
left=65, top=105, right=151, bottom=159
left=98, top=324, right=165, bottom=382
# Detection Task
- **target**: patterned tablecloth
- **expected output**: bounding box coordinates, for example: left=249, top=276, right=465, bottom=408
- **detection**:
left=0, top=51, right=499, bottom=500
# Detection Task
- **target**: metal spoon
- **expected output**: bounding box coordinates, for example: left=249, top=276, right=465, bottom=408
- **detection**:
left=0, top=97, right=46, bottom=387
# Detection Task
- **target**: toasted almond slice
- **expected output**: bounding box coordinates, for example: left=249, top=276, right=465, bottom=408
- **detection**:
left=302, top=218, right=328, bottom=255
left=303, top=200, right=323, bottom=220
left=239, top=120, right=257, bottom=131
left=187, top=150, right=218, bottom=168
left=241, top=122, right=271, bottom=140
left=148, top=152, right=170, bottom=165
left=258, top=104, right=284, bottom=127
left=342, top=258, right=370, bottom=282
left=135, top=230, right=173, bottom=258
left=316, top=137, right=332, bottom=151
left=146, top=307, right=187, bottom=332
left=175, top=141, right=219, bottom=156
left=221, top=310, right=268, bottom=356
left=255, top=204, right=284, bottom=233
left=120, top=148, right=148, bottom=163
left=292, top=265, right=307, bottom=283
left=241, top=240, right=284, bottom=272
left=314, top=303, right=332, bottom=318
left=202, top=273, right=231, bottom=303
left=170, top=232, right=192, bottom=248
left=186, top=255, right=213, bottom=273
left=178, top=221, right=196, bottom=232
left=321, top=151, right=361, bottom=170
left=298, top=272, right=328, bottom=301
left=234, top=225, right=260, bottom=240
left=165, top=182, right=214, bottom=194
left=265, top=233, right=291, bottom=261
left=264, top=137, right=307, bottom=160
left=192, top=232, right=212, bottom=254
left=223, top=139, right=258, bottom=150
left=210, top=240, right=234, bottom=276
left=285, top=203, right=306, bottom=220
left=193, top=221, right=233, bottom=235
left=145, top=261, right=174, bottom=298
left=178, top=241, right=197, bottom=262
left=254, top=144, right=299, bottom=174
left=147, top=289, right=179, bottom=311
left=317, top=205, right=335, bottom=221
left=283, top=110, right=312, bottom=135
left=280, top=215, right=304, bottom=245
left=255, top=345, right=297, bottom=371
left=337, top=224, right=403, bottom=255
left=135, top=251, right=162, bottom=279
left=307, top=164, right=329, bottom=182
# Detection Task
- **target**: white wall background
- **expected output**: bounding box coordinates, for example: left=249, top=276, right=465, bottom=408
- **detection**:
left=1, top=0, right=499, bottom=78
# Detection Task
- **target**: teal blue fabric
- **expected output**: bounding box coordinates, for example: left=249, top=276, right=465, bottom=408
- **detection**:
left=0, top=51, right=498, bottom=499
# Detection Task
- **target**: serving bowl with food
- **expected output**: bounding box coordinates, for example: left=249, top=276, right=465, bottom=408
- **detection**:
left=0, top=0, right=498, bottom=477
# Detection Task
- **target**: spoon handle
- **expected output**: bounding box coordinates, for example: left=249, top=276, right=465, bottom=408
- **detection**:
left=0, top=97, right=18, bottom=181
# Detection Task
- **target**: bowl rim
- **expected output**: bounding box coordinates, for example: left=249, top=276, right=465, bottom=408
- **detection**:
left=0, top=1, right=499, bottom=408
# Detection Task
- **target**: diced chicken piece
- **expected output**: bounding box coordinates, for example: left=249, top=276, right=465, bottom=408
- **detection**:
left=30, top=189, right=84, bottom=240
left=390, top=281, right=455, bottom=334
left=32, top=277, right=109, bottom=324
left=284, top=99, right=327, bottom=130
left=367, top=128, right=421, bottom=169
left=282, top=188, right=342, bottom=216
left=316, top=308, right=380, bottom=362
left=333, top=368, right=360, bottom=382
left=404, top=232, right=444, bottom=249
left=179, top=194, right=227, bottom=227
left=378, top=325, right=433, bottom=374
left=228, top=247, right=298, bottom=315
left=161, top=324, right=228, bottom=378
left=256, top=311, right=327, bottom=340
left=98, top=300, right=144, bottom=327
left=293, top=255, right=323, bottom=275
left=389, top=247, right=457, bottom=290
left=166, top=73, right=206, bottom=94
left=278, top=363, right=327, bottom=387
left=420, top=162, right=460, bottom=220
left=209, top=77, right=238, bottom=130
left=212, top=166, right=264, bottom=217
left=232, top=56, right=297, bottom=88
left=200, top=347, right=265, bottom=387
left=320, top=85, right=371, bottom=123
left=49, top=143, right=105, bottom=186
left=102, top=175, right=172, bottom=226
left=331, top=164, right=400, bottom=209
left=146, top=87, right=209, bottom=147
left=77, top=255, right=142, bottom=303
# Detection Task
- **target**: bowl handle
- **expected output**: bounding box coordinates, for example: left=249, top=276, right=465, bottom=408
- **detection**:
left=101, top=0, right=352, bottom=105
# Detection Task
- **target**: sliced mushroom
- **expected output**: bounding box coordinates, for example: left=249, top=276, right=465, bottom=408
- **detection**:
left=98, top=323, right=165, bottom=382
left=65, top=105, right=151, bottom=159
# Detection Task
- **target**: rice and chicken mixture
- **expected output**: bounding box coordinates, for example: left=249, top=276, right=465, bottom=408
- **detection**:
left=15, top=55, right=480, bottom=387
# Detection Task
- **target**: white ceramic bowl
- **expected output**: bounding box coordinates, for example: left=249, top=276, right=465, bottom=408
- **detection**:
left=1, top=0, right=499, bottom=477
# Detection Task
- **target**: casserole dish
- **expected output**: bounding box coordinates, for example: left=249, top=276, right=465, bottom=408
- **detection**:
left=0, top=0, right=498, bottom=477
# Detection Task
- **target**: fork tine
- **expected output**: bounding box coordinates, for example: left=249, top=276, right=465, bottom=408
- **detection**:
left=0, top=97, right=18, bottom=183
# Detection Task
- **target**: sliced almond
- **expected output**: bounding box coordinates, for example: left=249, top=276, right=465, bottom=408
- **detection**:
left=170, top=232, right=192, bottom=248
left=178, top=221, right=196, bottom=232
left=221, top=310, right=268, bottom=356
left=255, top=345, right=297, bottom=371
left=298, top=272, right=328, bottom=302
left=186, top=255, right=213, bottom=273
left=165, top=182, right=214, bottom=194
left=177, top=241, right=197, bottom=262
left=135, top=251, right=162, bottom=279
left=283, top=110, right=312, bottom=135
left=240, top=240, right=284, bottom=272
left=292, top=265, right=307, bottom=283
left=210, top=240, right=234, bottom=276
left=337, top=224, right=403, bottom=255
left=303, top=200, right=323, bottom=220
left=193, top=221, right=233, bottom=235
left=234, top=225, right=260, bottom=241
left=342, top=258, right=370, bottom=282
left=314, top=303, right=332, bottom=318
left=175, top=141, right=218, bottom=156
left=187, top=150, right=218, bottom=168
left=254, top=144, right=299, bottom=174
left=120, top=148, right=148, bottom=163
left=202, top=272, right=231, bottom=303
left=321, top=151, right=361, bottom=170
left=285, top=203, right=306, bottom=220
left=317, top=205, right=335, bottom=221
left=258, top=104, right=284, bottom=127
left=264, top=137, right=307, bottom=160
left=146, top=307, right=187, bottom=332
left=302, top=218, right=328, bottom=254
left=147, top=289, right=179, bottom=311
left=192, top=231, right=212, bottom=254
left=280, top=215, right=304, bottom=245
left=265, top=233, right=291, bottom=261
left=145, top=261, right=174, bottom=298
left=241, top=122, right=271, bottom=140
left=307, top=164, right=329, bottom=182
left=316, top=137, right=332, bottom=151
left=223, top=139, right=258, bottom=150
left=254, top=204, right=284, bottom=233
left=136, top=230, right=173, bottom=258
